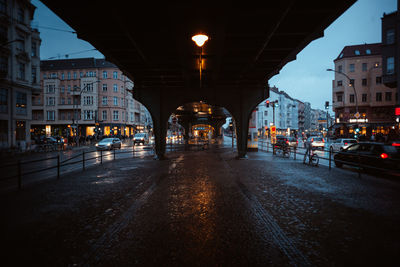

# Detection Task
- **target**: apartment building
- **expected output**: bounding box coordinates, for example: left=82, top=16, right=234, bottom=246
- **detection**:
left=31, top=58, right=148, bottom=139
left=0, top=0, right=41, bottom=150
left=331, top=43, right=397, bottom=137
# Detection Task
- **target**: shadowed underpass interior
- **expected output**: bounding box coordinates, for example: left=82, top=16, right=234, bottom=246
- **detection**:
left=1, top=143, right=400, bottom=266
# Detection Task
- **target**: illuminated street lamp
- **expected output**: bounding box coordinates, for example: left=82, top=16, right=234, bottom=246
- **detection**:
left=192, top=34, right=209, bottom=88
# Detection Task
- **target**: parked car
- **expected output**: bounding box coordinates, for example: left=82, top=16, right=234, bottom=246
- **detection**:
left=95, top=138, right=122, bottom=150
left=334, top=142, right=400, bottom=174
left=133, top=133, right=148, bottom=145
left=275, top=135, right=298, bottom=148
left=306, top=136, right=325, bottom=150
left=330, top=138, right=357, bottom=152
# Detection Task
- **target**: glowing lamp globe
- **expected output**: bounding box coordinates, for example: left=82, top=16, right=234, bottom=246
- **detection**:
left=192, top=34, right=209, bottom=47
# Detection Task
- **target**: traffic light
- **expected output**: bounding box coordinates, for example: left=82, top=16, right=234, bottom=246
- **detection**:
left=325, top=101, right=329, bottom=109
left=274, top=101, right=279, bottom=107
left=354, top=127, right=360, bottom=138
left=266, top=100, right=270, bottom=107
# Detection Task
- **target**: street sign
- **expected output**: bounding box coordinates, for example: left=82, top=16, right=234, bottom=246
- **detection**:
left=271, top=125, right=276, bottom=144
left=354, top=112, right=360, bottom=119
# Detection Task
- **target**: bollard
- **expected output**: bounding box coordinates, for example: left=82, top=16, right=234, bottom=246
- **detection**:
left=57, top=154, right=60, bottom=179
left=82, top=151, right=85, bottom=171
left=329, top=148, right=332, bottom=170
left=294, top=147, right=296, bottom=160
left=17, top=160, right=22, bottom=190
left=113, top=148, right=116, bottom=160
left=133, top=144, right=135, bottom=158
left=100, top=149, right=103, bottom=164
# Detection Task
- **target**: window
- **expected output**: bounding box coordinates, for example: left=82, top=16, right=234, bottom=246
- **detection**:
left=264, top=110, right=268, bottom=116
left=46, top=97, right=55, bottom=106
left=102, top=110, right=107, bottom=120
left=387, top=57, right=395, bottom=74
left=338, top=65, right=343, bottom=73
left=362, top=94, right=367, bottom=102
left=113, top=71, right=118, bottom=79
left=113, top=84, right=118, bottom=92
left=51, top=73, right=57, bottom=79
left=366, top=49, right=371, bottom=54
left=385, top=92, right=392, bottom=101
left=376, top=76, right=382, bottom=84
left=85, top=83, right=94, bottom=92
left=31, top=42, right=37, bottom=57
left=61, top=86, right=65, bottom=93
left=349, top=64, right=355, bottom=72
left=362, top=79, right=367, bottom=86
left=61, top=97, right=65, bottom=105
left=67, top=72, right=71, bottom=80
left=121, top=97, right=124, bottom=106
left=46, top=84, right=55, bottom=93
left=362, top=63, right=367, bottom=71
left=47, top=111, right=55, bottom=121
left=67, top=98, right=71, bottom=105
left=31, top=67, right=37, bottom=83
left=61, top=73, right=65, bottom=80
left=0, top=0, right=6, bottom=14
left=113, top=110, right=119, bottom=120
left=15, top=92, right=27, bottom=115
left=17, top=8, right=24, bottom=23
left=17, top=62, right=25, bottom=80
left=0, top=56, right=7, bottom=73
left=337, top=93, right=343, bottom=102
left=102, top=96, right=107, bottom=105
left=121, top=85, right=124, bottom=93
left=68, top=85, right=71, bottom=92
left=376, top=92, right=382, bottom=102
left=83, top=96, right=94, bottom=105
left=113, top=96, right=118, bottom=106
left=89, top=71, right=93, bottom=77
left=0, top=88, right=8, bottom=113
left=355, top=50, right=360, bottom=55
left=337, top=80, right=343, bottom=87
left=73, top=72, right=77, bottom=79
left=103, top=71, right=107, bottom=79
left=386, top=29, right=395, bottom=44
left=349, top=94, right=355, bottom=103
left=80, top=72, right=83, bottom=78
left=84, top=110, right=94, bottom=120
left=102, top=84, right=107, bottom=91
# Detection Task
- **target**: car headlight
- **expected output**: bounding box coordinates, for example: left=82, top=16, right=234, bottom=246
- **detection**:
left=96, top=144, right=98, bottom=146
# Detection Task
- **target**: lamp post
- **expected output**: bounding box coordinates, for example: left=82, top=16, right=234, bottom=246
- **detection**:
left=327, top=68, right=359, bottom=118
left=192, top=34, right=209, bottom=88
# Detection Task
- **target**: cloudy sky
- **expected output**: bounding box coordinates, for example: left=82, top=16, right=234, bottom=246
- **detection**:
left=32, top=0, right=397, bottom=111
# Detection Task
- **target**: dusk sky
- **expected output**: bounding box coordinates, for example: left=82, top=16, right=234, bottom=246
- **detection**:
left=32, top=0, right=397, bottom=112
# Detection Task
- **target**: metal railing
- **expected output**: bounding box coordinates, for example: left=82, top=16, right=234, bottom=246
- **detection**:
left=258, top=139, right=400, bottom=178
left=0, top=141, right=215, bottom=191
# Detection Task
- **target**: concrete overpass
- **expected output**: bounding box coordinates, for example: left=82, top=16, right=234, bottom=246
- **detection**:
left=41, top=0, right=356, bottom=159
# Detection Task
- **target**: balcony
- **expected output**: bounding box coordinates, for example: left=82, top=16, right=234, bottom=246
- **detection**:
left=333, top=101, right=345, bottom=108
left=58, top=104, right=75, bottom=109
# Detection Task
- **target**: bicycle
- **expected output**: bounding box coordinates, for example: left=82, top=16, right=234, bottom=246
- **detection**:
left=303, top=147, right=319, bottom=166
left=274, top=143, right=291, bottom=158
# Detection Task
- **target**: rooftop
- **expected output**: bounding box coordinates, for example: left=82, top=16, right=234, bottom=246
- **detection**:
left=334, top=43, right=381, bottom=61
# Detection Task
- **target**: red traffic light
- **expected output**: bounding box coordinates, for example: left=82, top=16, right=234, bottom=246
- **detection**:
left=266, top=100, right=270, bottom=107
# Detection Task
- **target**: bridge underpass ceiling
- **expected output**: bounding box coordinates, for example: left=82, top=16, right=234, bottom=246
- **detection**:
left=41, top=1, right=355, bottom=91
left=174, top=102, right=230, bottom=126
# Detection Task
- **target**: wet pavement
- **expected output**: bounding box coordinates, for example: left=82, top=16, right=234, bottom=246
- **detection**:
left=1, top=140, right=400, bottom=266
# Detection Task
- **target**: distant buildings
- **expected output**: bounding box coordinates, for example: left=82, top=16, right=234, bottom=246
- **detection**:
left=330, top=43, right=397, bottom=138
left=256, top=86, right=322, bottom=137
left=0, top=0, right=41, bottom=149
left=31, top=58, right=150, bottom=139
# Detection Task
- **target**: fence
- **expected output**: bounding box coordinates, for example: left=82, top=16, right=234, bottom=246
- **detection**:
left=0, top=141, right=215, bottom=191
left=258, top=139, right=400, bottom=178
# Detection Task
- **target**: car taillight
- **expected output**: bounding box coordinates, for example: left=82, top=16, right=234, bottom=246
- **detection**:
left=286, top=140, right=289, bottom=144
left=344, top=142, right=348, bottom=145
left=322, top=138, right=325, bottom=143
left=392, top=143, right=400, bottom=147
left=380, top=153, right=389, bottom=159
left=296, top=140, right=298, bottom=144
left=311, top=138, right=314, bottom=142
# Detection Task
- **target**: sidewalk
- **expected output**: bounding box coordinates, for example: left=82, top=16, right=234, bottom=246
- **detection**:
left=1, top=146, right=399, bottom=266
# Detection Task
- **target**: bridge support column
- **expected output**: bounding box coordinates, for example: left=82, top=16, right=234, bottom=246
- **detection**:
left=232, top=110, right=250, bottom=159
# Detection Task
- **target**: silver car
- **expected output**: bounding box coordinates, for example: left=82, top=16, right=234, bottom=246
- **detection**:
left=330, top=138, right=357, bottom=152
left=96, top=138, right=122, bottom=150
left=306, top=136, right=325, bottom=150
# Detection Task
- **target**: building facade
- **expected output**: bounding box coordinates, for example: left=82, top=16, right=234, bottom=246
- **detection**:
left=31, top=58, right=149, bottom=140
left=0, top=0, right=41, bottom=150
left=331, top=43, right=397, bottom=138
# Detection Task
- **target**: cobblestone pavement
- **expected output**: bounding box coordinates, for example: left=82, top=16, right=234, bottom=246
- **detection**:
left=1, top=144, right=399, bottom=266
